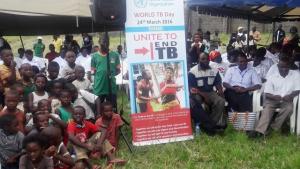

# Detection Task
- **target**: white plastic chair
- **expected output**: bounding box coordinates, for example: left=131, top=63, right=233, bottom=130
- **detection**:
left=290, top=95, right=299, bottom=135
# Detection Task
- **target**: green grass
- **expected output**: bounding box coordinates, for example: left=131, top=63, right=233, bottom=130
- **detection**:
left=4, top=33, right=300, bottom=169
left=115, top=91, right=300, bottom=169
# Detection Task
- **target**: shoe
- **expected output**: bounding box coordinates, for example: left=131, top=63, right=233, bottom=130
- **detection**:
left=247, top=131, right=264, bottom=139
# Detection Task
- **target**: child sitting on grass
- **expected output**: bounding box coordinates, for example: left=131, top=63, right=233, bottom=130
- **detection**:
left=72, top=65, right=91, bottom=91
left=49, top=80, right=63, bottom=114
left=20, top=63, right=35, bottom=98
left=55, top=90, right=74, bottom=123
left=0, top=114, right=24, bottom=169
left=19, top=133, right=53, bottom=169
left=42, top=126, right=74, bottom=169
left=95, top=101, right=123, bottom=149
left=67, top=106, right=126, bottom=169
left=0, top=90, right=25, bottom=133
left=28, top=74, right=49, bottom=113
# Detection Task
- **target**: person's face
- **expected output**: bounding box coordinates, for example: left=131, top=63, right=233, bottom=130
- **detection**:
left=5, top=118, right=19, bottom=134
left=238, top=56, right=248, bottom=70
left=38, top=100, right=50, bottom=112
left=81, top=49, right=88, bottom=57
left=73, top=108, right=85, bottom=124
left=75, top=69, right=85, bottom=80
left=60, top=92, right=72, bottom=106
left=1, top=50, right=13, bottom=66
left=52, top=82, right=63, bottom=96
left=199, top=54, right=210, bottom=69
left=16, top=87, right=24, bottom=102
left=36, top=114, right=49, bottom=130
left=26, top=142, right=43, bottom=163
left=65, top=51, right=76, bottom=65
left=26, top=53, right=33, bottom=61
left=253, top=56, right=262, bottom=67
left=165, top=69, right=174, bottom=81
left=48, top=68, right=59, bottom=80
left=18, top=49, right=25, bottom=57
left=49, top=45, right=55, bottom=52
left=5, top=94, right=19, bottom=111
left=100, top=44, right=109, bottom=53
left=193, top=35, right=200, bottom=43
left=238, top=29, right=243, bottom=33
left=117, top=46, right=123, bottom=53
left=103, top=105, right=113, bottom=120
left=144, top=70, right=152, bottom=80
left=38, top=39, right=42, bottom=43
left=278, top=61, right=290, bottom=77
left=21, top=64, right=33, bottom=78
left=35, top=77, right=46, bottom=91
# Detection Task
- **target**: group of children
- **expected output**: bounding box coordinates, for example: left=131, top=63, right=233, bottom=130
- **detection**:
left=0, top=47, right=126, bottom=169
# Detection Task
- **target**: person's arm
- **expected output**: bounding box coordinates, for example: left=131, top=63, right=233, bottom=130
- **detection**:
left=7, top=60, right=17, bottom=85
left=48, top=114, right=67, bottom=129
left=18, top=155, right=27, bottom=169
left=28, top=92, right=36, bottom=113
left=53, top=145, right=74, bottom=167
left=265, top=93, right=282, bottom=101
left=68, top=133, right=92, bottom=150
left=94, top=127, right=108, bottom=152
left=244, top=84, right=261, bottom=92
left=283, top=90, right=300, bottom=102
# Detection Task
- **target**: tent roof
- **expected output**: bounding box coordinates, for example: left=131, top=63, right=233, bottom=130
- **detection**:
left=187, top=0, right=300, bottom=22
left=0, top=0, right=124, bottom=35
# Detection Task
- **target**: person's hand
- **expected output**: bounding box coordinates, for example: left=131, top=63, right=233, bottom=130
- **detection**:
left=45, top=145, right=57, bottom=157
left=233, top=86, right=241, bottom=93
left=190, top=88, right=199, bottom=94
left=86, top=144, right=94, bottom=152
left=282, top=94, right=293, bottom=102
left=194, top=43, right=200, bottom=48
left=238, top=87, right=248, bottom=93
left=272, top=95, right=282, bottom=101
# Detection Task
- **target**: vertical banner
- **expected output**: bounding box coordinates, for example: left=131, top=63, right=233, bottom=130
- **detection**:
left=125, top=0, right=193, bottom=146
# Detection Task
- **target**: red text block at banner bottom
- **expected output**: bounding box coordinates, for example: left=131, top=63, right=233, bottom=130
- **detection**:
left=131, top=108, right=193, bottom=143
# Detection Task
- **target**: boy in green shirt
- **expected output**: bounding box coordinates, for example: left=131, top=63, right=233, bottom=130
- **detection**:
left=33, top=37, right=45, bottom=57
left=91, top=43, right=120, bottom=115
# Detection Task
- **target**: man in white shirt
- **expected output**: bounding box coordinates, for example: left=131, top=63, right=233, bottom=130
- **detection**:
left=75, top=47, right=91, bottom=78
left=249, top=56, right=300, bottom=138
left=265, top=42, right=281, bottom=64
left=53, top=48, right=67, bottom=78
left=22, top=49, right=45, bottom=72
left=223, top=52, right=261, bottom=112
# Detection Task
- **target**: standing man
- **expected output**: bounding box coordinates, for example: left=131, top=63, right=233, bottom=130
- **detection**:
left=92, top=41, right=120, bottom=114
left=33, top=36, right=45, bottom=58
left=223, top=52, right=261, bottom=112
left=248, top=56, right=300, bottom=138
left=273, top=24, right=285, bottom=45
left=52, top=35, right=63, bottom=54
left=189, top=53, right=226, bottom=135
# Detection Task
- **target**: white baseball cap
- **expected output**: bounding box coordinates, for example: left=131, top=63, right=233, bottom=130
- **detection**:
left=37, top=36, right=42, bottom=40
left=237, top=26, right=244, bottom=31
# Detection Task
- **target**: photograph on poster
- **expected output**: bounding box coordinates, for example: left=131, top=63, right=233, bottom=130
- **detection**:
left=130, top=61, right=188, bottom=113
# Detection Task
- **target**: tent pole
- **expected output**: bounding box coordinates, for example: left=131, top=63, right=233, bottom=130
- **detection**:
left=272, top=21, right=276, bottom=42
left=19, top=36, right=24, bottom=49
left=247, top=15, right=250, bottom=58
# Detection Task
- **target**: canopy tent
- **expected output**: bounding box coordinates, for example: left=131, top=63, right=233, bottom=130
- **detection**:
left=0, top=0, right=123, bottom=35
left=187, top=0, right=300, bottom=22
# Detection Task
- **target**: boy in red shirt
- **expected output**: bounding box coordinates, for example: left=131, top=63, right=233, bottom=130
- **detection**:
left=95, top=101, right=123, bottom=149
left=67, top=106, right=125, bottom=168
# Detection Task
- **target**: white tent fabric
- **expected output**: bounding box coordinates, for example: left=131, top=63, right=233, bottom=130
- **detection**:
left=0, top=0, right=92, bottom=17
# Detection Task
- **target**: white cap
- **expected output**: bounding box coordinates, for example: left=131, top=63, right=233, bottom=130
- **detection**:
left=37, top=36, right=42, bottom=40
left=237, top=26, right=244, bottom=31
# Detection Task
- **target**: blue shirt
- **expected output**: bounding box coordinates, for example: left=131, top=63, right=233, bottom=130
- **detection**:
left=188, top=64, right=222, bottom=92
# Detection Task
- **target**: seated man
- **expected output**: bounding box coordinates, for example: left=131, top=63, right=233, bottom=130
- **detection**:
left=188, top=52, right=226, bottom=135
left=248, top=56, right=300, bottom=138
left=223, top=52, right=261, bottom=112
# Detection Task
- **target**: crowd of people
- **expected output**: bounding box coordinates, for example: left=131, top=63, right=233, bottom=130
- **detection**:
left=0, top=24, right=299, bottom=168
left=0, top=34, right=126, bottom=169
left=187, top=25, right=300, bottom=137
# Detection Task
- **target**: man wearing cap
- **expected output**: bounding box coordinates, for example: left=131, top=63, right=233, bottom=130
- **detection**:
left=209, top=50, right=229, bottom=80
left=188, top=52, right=226, bottom=135
left=33, top=36, right=45, bottom=57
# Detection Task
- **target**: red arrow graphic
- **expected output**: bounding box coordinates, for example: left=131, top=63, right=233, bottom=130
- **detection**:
left=134, top=47, right=149, bottom=55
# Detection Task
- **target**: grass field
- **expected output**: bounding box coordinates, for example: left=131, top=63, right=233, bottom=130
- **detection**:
left=4, top=33, right=300, bottom=169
